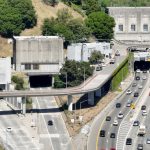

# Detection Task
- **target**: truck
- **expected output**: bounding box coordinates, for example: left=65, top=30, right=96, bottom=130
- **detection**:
left=138, top=125, right=146, bottom=136
left=110, top=58, right=115, bottom=64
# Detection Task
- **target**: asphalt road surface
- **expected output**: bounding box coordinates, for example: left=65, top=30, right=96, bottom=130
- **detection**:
left=98, top=72, right=148, bottom=150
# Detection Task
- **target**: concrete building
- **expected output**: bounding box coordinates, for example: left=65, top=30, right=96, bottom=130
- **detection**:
left=134, top=52, right=150, bottom=61
left=67, top=42, right=112, bottom=62
left=108, top=7, right=150, bottom=41
left=0, top=57, right=11, bottom=90
left=13, top=36, right=64, bottom=75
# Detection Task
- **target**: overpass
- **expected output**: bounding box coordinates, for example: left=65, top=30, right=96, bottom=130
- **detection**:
left=0, top=40, right=129, bottom=114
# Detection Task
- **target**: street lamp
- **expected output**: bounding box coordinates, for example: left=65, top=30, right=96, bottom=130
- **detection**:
left=78, top=67, right=86, bottom=91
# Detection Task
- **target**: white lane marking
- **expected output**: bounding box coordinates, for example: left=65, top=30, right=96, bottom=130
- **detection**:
left=36, top=97, right=54, bottom=150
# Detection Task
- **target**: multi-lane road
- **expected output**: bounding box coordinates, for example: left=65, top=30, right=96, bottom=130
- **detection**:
left=87, top=71, right=149, bottom=150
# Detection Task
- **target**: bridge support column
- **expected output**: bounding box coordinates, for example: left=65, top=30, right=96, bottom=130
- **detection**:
left=67, top=95, right=73, bottom=111
left=22, top=97, right=26, bottom=115
left=95, top=88, right=101, bottom=97
left=52, top=76, right=55, bottom=87
left=88, top=92, right=94, bottom=105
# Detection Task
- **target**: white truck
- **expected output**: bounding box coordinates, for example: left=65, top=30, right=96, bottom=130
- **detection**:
left=110, top=58, right=115, bottom=64
left=138, top=125, right=146, bottom=136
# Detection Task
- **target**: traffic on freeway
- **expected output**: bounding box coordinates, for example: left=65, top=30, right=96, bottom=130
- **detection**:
left=97, top=70, right=149, bottom=150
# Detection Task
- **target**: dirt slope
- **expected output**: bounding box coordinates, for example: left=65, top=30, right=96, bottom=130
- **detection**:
left=21, top=0, right=83, bottom=36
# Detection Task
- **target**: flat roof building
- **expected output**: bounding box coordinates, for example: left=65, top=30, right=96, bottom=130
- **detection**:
left=0, top=57, right=11, bottom=90
left=108, top=7, right=150, bottom=41
left=13, top=36, right=64, bottom=75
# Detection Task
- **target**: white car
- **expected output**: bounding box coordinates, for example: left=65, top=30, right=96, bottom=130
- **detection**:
left=138, top=85, right=143, bottom=89
left=136, top=69, right=141, bottom=73
left=118, top=113, right=124, bottom=119
left=6, top=127, right=12, bottom=132
left=101, top=63, right=106, bottom=67
left=142, top=76, right=147, bottom=80
left=113, top=120, right=118, bottom=126
left=126, top=89, right=132, bottom=95
left=146, top=138, right=150, bottom=144
left=142, top=110, right=147, bottom=116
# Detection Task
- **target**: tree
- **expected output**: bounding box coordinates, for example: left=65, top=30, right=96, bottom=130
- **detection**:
left=53, top=60, right=94, bottom=88
left=42, top=9, right=90, bottom=46
left=89, top=50, right=104, bottom=64
left=82, top=0, right=101, bottom=15
left=85, top=11, right=115, bottom=40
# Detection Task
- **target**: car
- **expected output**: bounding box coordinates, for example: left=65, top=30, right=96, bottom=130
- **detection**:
left=96, top=66, right=102, bottom=71
left=132, top=83, right=137, bottom=87
left=106, top=116, right=111, bottom=121
left=143, top=70, right=147, bottom=73
left=138, top=85, right=143, bottom=89
left=48, top=120, right=53, bottom=126
left=100, top=130, right=105, bottom=137
left=136, top=69, right=141, bottom=73
left=137, top=144, right=143, bottom=150
left=6, top=127, right=12, bottom=132
left=146, top=138, right=150, bottom=144
left=126, top=89, right=132, bottom=95
left=142, top=110, right=147, bottom=116
left=141, top=105, right=146, bottom=110
left=126, top=102, right=131, bottom=107
left=118, top=113, right=124, bottom=119
left=142, top=76, right=147, bottom=80
left=126, top=138, right=132, bottom=145
left=115, top=51, right=120, bottom=56
left=102, top=63, right=106, bottom=67
left=113, top=120, right=118, bottom=126
left=110, top=133, right=115, bottom=138
left=116, top=103, right=121, bottom=108
left=110, top=149, right=116, bottom=150
left=134, top=92, right=139, bottom=97
left=136, top=76, right=140, bottom=80
left=133, top=120, right=140, bottom=126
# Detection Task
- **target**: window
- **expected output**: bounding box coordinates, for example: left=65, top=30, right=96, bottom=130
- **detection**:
left=143, top=24, right=148, bottom=32
left=131, top=24, right=136, bottom=31
left=33, top=64, right=39, bottom=70
left=118, top=24, right=123, bottom=32
left=25, top=64, right=31, bottom=70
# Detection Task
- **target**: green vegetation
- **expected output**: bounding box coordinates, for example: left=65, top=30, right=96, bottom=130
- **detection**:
left=89, top=50, right=104, bottom=64
left=0, top=0, right=37, bottom=37
left=42, top=8, right=90, bottom=45
left=54, top=60, right=94, bottom=88
left=111, top=56, right=129, bottom=91
left=85, top=11, right=115, bottom=40
left=26, top=97, right=32, bottom=110
left=99, top=0, right=150, bottom=7
left=11, top=76, right=26, bottom=90
left=0, top=145, right=4, bottom=150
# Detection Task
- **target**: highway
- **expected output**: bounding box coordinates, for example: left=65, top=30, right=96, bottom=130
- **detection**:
left=97, top=72, right=148, bottom=150
left=34, top=96, right=72, bottom=150
left=124, top=78, right=150, bottom=150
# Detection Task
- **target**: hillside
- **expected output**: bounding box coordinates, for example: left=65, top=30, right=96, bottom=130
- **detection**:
left=21, top=0, right=84, bottom=36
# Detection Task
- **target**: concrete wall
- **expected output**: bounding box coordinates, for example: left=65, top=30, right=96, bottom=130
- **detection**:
left=13, top=36, right=64, bottom=74
left=0, top=57, right=11, bottom=85
left=108, top=7, right=150, bottom=41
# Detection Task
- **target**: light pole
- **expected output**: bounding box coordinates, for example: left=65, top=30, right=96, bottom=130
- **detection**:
left=65, top=72, right=68, bottom=88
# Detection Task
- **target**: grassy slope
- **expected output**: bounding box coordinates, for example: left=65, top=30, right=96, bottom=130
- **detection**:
left=21, top=0, right=83, bottom=36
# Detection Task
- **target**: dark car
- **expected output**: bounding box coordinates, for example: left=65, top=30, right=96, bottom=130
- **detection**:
left=126, top=138, right=132, bottom=145
left=137, top=144, right=143, bottom=150
left=100, top=130, right=105, bottom=137
left=106, top=116, right=111, bottom=121
left=134, top=92, right=139, bottom=97
left=133, top=121, right=140, bottom=126
left=116, top=103, right=121, bottom=108
left=132, top=83, right=137, bottom=87
left=136, top=76, right=140, bottom=80
left=141, top=105, right=146, bottom=110
left=48, top=120, right=53, bottom=126
left=110, top=133, right=115, bottom=138
left=96, top=66, right=102, bottom=71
